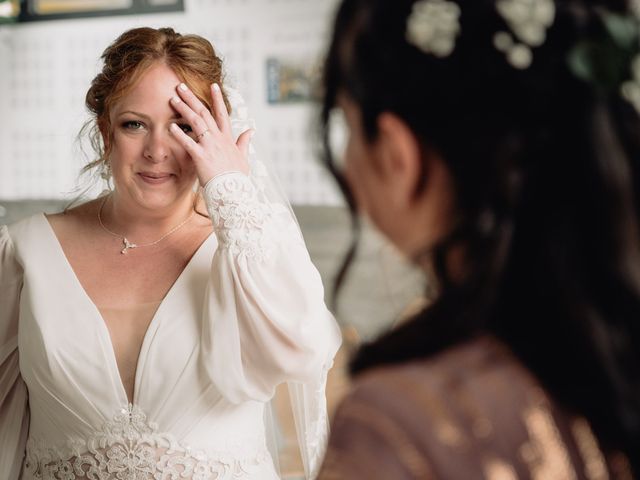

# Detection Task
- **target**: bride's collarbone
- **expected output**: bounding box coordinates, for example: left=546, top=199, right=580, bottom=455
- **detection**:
left=47, top=206, right=210, bottom=308
left=76, top=239, right=200, bottom=307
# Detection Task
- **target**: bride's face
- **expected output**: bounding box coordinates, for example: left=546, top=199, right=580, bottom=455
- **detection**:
left=106, top=62, right=198, bottom=213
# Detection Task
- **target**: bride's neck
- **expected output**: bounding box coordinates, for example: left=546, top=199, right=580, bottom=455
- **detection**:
left=101, top=193, right=196, bottom=241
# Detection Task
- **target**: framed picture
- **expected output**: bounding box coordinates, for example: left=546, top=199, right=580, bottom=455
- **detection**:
left=18, top=0, right=183, bottom=22
left=266, top=56, right=321, bottom=105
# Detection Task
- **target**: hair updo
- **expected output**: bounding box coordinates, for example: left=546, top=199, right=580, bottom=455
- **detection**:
left=81, top=27, right=231, bottom=178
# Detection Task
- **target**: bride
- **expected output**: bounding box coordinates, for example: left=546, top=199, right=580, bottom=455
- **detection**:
left=0, top=26, right=341, bottom=479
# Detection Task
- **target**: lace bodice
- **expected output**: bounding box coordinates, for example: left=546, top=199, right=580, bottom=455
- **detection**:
left=23, top=405, right=273, bottom=480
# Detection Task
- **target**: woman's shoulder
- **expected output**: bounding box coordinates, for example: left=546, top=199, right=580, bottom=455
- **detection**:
left=1, top=199, right=99, bottom=262
left=3, top=198, right=99, bottom=235
left=339, top=335, right=544, bottom=446
left=346, top=335, right=524, bottom=405
left=3, top=210, right=50, bottom=244
left=329, top=336, right=628, bottom=479
left=45, top=198, right=100, bottom=232
left=342, top=336, right=542, bottom=436
left=332, top=336, right=525, bottom=440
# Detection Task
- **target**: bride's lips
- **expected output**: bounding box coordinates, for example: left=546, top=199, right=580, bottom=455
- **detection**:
left=137, top=172, right=174, bottom=185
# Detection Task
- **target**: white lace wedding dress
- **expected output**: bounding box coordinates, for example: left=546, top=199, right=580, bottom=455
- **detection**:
left=0, top=170, right=342, bottom=480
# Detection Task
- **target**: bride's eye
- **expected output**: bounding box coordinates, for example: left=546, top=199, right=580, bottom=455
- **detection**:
left=122, top=120, right=144, bottom=130
left=177, top=123, right=193, bottom=134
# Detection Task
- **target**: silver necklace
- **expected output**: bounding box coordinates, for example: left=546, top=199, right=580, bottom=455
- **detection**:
left=98, top=195, right=195, bottom=254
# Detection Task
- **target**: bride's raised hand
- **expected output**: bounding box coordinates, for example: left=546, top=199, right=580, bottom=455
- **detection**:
left=169, top=82, right=253, bottom=186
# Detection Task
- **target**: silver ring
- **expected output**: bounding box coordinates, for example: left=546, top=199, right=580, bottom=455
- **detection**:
left=196, top=129, right=210, bottom=142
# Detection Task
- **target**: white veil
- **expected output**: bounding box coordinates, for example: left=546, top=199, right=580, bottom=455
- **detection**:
left=224, top=85, right=334, bottom=479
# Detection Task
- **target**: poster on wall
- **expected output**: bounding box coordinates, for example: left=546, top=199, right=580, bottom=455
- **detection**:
left=266, top=56, right=321, bottom=105
left=19, top=0, right=183, bottom=21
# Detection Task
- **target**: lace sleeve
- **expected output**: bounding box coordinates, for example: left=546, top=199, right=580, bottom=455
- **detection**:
left=200, top=85, right=342, bottom=480
left=203, top=171, right=285, bottom=262
left=200, top=170, right=340, bottom=400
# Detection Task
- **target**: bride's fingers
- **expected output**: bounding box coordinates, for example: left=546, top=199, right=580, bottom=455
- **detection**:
left=211, top=83, right=232, bottom=136
left=169, top=123, right=202, bottom=160
left=175, top=83, right=217, bottom=132
left=170, top=95, right=211, bottom=137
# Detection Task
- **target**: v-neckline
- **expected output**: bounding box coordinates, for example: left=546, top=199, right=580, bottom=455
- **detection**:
left=39, top=212, right=215, bottom=406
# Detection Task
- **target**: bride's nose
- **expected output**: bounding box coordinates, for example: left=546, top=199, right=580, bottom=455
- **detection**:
left=143, top=128, right=171, bottom=162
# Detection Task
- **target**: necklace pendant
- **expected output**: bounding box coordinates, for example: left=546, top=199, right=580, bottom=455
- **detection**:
left=120, top=238, right=137, bottom=254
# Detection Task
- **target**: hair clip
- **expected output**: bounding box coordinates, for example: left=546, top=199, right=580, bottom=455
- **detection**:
left=406, top=0, right=461, bottom=58
left=494, top=0, right=555, bottom=69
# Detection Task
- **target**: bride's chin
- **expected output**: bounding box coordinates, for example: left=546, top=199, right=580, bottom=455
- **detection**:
left=113, top=181, right=193, bottom=211
left=122, top=191, right=177, bottom=212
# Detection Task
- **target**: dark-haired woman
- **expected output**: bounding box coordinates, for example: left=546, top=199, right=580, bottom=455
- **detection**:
left=318, top=0, right=640, bottom=477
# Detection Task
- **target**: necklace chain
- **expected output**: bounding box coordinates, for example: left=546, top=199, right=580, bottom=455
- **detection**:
left=97, top=195, right=195, bottom=254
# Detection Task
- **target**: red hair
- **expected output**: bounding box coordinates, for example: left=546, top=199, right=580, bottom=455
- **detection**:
left=81, top=27, right=230, bottom=176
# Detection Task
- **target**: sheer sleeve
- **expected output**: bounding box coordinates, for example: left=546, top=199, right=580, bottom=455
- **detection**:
left=0, top=225, right=29, bottom=479
left=200, top=171, right=342, bottom=404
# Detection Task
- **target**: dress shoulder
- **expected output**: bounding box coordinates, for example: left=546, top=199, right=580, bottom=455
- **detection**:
left=4, top=212, right=58, bottom=266
left=0, top=224, right=23, bottom=283
left=0, top=223, right=29, bottom=480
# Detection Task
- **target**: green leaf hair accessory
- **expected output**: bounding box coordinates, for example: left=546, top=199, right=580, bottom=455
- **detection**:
left=494, top=0, right=555, bottom=69
left=406, top=0, right=461, bottom=58
left=629, top=1, right=640, bottom=115
left=621, top=56, right=640, bottom=112
left=567, top=9, right=640, bottom=113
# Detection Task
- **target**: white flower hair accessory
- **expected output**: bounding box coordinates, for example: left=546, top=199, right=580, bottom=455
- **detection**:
left=406, top=0, right=461, bottom=58
left=405, top=0, right=640, bottom=118
left=494, top=0, right=556, bottom=69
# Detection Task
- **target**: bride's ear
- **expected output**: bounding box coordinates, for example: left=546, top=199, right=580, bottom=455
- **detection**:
left=374, top=112, right=424, bottom=207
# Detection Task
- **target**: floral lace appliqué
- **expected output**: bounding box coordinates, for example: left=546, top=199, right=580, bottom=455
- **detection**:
left=23, top=404, right=271, bottom=480
left=204, top=173, right=282, bottom=262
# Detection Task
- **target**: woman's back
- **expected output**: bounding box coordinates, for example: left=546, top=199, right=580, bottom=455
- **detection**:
left=321, top=336, right=634, bottom=479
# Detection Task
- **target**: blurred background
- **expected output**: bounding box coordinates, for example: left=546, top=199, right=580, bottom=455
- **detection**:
left=0, top=0, right=425, bottom=477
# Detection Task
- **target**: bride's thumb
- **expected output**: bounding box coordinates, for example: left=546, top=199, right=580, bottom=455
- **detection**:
left=237, top=129, right=254, bottom=158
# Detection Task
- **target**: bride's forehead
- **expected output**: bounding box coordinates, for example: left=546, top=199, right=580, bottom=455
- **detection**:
left=110, top=65, right=183, bottom=117
left=128, top=63, right=182, bottom=96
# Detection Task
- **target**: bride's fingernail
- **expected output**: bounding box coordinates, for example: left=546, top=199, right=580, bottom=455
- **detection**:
left=179, top=83, right=188, bottom=91
left=213, top=83, right=220, bottom=92
left=171, top=96, right=180, bottom=104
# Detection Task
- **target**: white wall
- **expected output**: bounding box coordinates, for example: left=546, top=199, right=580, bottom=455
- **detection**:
left=0, top=0, right=343, bottom=205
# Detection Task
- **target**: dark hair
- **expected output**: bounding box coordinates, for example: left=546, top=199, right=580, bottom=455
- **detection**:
left=321, top=0, right=640, bottom=470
